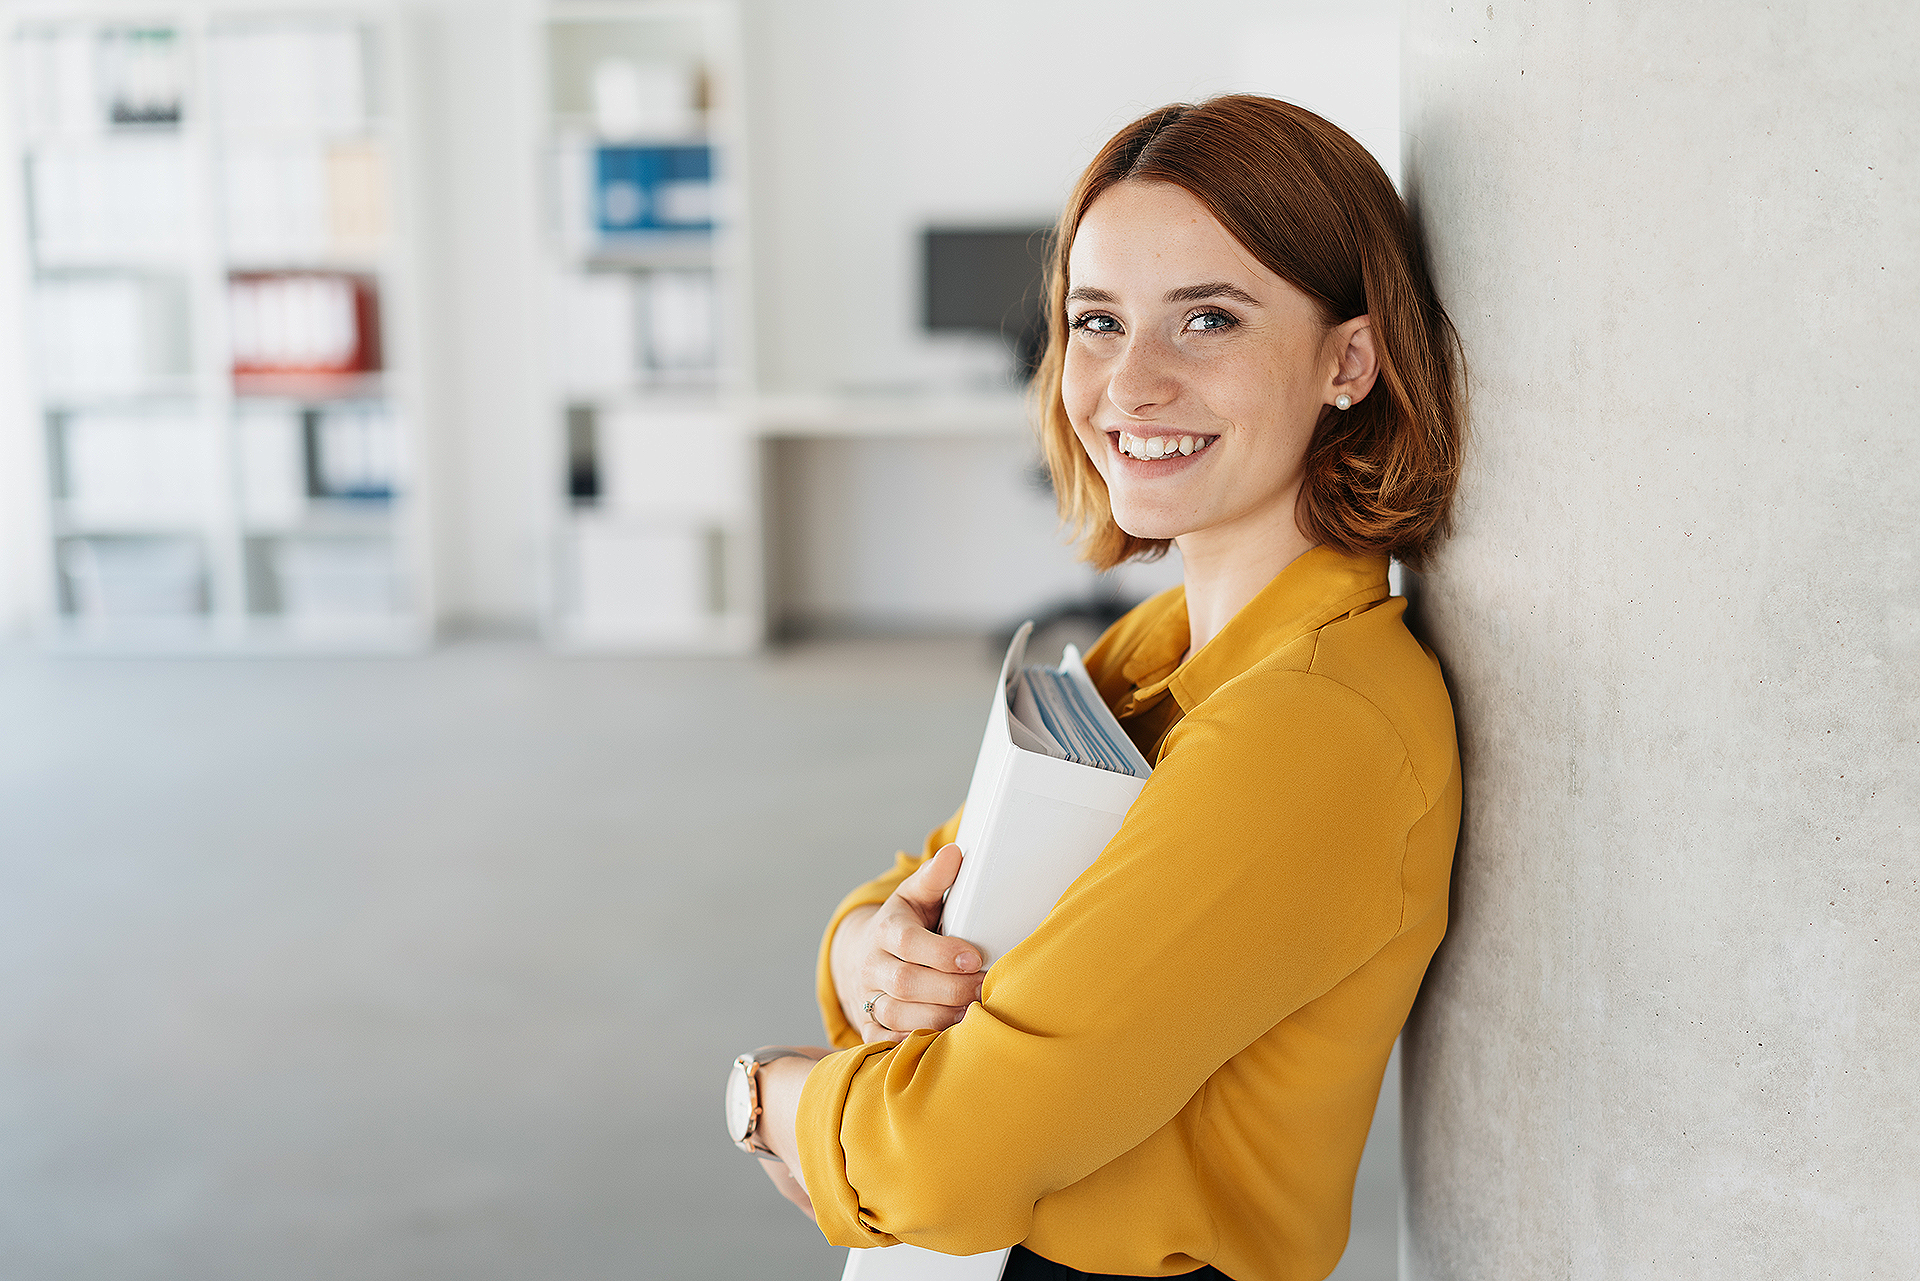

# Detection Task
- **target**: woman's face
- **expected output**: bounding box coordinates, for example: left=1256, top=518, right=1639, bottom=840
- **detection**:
left=1062, top=181, right=1360, bottom=553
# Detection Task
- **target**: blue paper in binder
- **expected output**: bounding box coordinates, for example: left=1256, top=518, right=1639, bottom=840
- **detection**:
left=595, top=145, right=713, bottom=233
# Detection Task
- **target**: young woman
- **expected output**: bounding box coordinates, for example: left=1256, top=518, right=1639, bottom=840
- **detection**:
left=724, top=95, right=1464, bottom=1281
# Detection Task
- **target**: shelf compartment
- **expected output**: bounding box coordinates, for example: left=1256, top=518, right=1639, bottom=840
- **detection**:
left=32, top=269, right=192, bottom=396
left=218, top=136, right=391, bottom=263
left=549, top=265, right=720, bottom=392
left=12, top=23, right=186, bottom=137
left=228, top=270, right=382, bottom=379
left=562, top=402, right=745, bottom=521
left=247, top=532, right=405, bottom=623
left=57, top=533, right=209, bottom=619
left=558, top=516, right=750, bottom=649
left=206, top=18, right=373, bottom=136
left=49, top=403, right=217, bottom=530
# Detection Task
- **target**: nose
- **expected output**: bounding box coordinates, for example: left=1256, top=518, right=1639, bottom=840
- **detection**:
left=1105, top=330, right=1180, bottom=420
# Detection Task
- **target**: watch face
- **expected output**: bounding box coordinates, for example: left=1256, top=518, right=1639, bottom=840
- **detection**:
left=725, top=1059, right=753, bottom=1142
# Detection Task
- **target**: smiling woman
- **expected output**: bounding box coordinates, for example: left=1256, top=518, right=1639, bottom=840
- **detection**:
left=1041, top=97, right=1462, bottom=632
left=730, top=96, right=1466, bottom=1281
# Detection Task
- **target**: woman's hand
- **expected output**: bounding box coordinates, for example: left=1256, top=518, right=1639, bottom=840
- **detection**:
left=750, top=1048, right=830, bottom=1219
left=757, top=1154, right=815, bottom=1221
left=831, top=844, right=985, bottom=1043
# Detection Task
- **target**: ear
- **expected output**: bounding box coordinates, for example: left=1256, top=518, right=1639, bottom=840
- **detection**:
left=1327, top=315, right=1380, bottom=407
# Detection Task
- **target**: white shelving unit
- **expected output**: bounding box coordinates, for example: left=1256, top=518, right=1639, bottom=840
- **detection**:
left=533, top=0, right=760, bottom=652
left=5, top=0, right=434, bottom=652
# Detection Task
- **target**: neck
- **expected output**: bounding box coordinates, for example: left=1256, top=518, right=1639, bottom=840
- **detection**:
left=1175, top=507, right=1317, bottom=659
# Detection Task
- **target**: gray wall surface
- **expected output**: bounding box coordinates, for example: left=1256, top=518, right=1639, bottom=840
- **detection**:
left=1399, top=2, right=1919, bottom=1276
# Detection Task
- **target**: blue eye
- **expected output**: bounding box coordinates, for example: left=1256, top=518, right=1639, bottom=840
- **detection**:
left=1068, top=312, right=1122, bottom=334
left=1186, top=310, right=1236, bottom=332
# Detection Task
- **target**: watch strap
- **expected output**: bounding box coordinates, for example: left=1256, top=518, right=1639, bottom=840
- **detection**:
left=734, top=1047, right=815, bottom=1156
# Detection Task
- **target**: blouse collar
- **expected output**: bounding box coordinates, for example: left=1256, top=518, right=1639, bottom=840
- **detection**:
left=1114, top=546, right=1392, bottom=719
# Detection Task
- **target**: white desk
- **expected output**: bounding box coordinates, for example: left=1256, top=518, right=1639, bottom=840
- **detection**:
left=749, top=391, right=1078, bottom=639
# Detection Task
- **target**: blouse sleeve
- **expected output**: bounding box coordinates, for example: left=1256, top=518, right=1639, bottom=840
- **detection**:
left=795, top=670, right=1430, bottom=1253
left=815, top=806, right=965, bottom=1050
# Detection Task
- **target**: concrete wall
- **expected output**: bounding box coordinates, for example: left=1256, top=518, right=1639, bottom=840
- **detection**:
left=1399, top=2, right=1920, bottom=1275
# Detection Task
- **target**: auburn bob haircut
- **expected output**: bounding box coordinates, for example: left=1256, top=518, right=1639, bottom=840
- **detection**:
left=1033, top=95, right=1464, bottom=571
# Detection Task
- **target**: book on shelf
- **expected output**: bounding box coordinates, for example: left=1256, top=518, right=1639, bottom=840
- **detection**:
left=20, top=21, right=378, bottom=265
left=234, top=401, right=399, bottom=531
left=841, top=622, right=1153, bottom=1281
left=323, top=140, right=387, bottom=250
left=14, top=14, right=420, bottom=645
left=99, top=27, right=183, bottom=127
left=13, top=28, right=105, bottom=136
left=306, top=403, right=399, bottom=500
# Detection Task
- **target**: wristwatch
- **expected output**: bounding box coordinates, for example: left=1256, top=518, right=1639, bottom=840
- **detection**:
left=725, top=1047, right=811, bottom=1156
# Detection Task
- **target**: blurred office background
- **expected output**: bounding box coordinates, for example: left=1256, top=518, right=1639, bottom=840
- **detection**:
left=0, top=2, right=1400, bottom=1277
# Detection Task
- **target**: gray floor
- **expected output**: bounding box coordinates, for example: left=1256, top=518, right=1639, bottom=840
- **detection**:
left=0, top=637, right=1398, bottom=1280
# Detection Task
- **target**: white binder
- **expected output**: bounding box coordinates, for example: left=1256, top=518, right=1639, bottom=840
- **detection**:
left=841, top=622, right=1153, bottom=1281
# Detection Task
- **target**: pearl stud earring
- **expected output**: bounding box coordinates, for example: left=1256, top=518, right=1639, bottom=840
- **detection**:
left=1334, top=394, right=1352, bottom=410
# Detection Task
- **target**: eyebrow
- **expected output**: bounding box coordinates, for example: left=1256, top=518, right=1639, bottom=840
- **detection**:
left=1065, top=282, right=1263, bottom=306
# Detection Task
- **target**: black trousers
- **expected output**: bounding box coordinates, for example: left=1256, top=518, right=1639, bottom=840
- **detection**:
left=1002, top=1243, right=1235, bottom=1280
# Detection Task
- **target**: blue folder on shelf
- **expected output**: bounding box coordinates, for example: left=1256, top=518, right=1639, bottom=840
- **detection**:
left=594, top=145, right=713, bottom=234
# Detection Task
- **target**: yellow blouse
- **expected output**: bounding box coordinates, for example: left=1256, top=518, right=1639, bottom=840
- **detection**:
left=798, top=547, right=1461, bottom=1280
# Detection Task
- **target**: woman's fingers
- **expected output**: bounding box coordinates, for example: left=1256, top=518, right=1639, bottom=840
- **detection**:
left=863, top=947, right=984, bottom=1007
left=887, top=920, right=984, bottom=978
left=843, top=845, right=988, bottom=1044
left=875, top=846, right=986, bottom=975
left=889, top=843, right=967, bottom=927
left=859, top=991, right=973, bottom=1041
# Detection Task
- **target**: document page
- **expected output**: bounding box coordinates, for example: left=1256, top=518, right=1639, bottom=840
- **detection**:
left=1006, top=645, right=1152, bottom=779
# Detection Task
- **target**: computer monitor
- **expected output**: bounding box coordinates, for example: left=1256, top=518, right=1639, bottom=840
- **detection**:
left=922, top=226, right=1054, bottom=380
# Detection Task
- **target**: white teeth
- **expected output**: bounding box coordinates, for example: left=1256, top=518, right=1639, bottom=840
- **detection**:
left=1118, top=431, right=1213, bottom=460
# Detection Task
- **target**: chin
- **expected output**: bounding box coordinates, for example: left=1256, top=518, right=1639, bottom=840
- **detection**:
left=1107, top=502, right=1190, bottom=543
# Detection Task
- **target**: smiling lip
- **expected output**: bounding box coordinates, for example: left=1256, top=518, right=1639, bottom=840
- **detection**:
left=1108, top=429, right=1218, bottom=463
